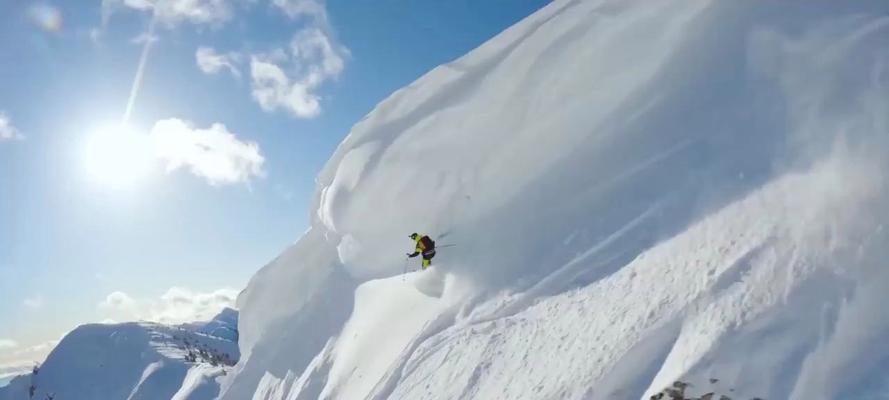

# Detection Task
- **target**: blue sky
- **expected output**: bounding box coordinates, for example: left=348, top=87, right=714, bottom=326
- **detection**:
left=0, top=0, right=548, bottom=370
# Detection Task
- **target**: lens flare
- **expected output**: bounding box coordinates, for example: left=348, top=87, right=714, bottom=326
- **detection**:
left=28, top=4, right=63, bottom=33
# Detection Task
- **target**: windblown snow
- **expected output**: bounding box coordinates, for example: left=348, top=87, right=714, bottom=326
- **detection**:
left=222, top=1, right=889, bottom=399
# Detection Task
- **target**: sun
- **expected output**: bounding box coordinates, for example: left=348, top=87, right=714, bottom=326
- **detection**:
left=82, top=124, right=156, bottom=188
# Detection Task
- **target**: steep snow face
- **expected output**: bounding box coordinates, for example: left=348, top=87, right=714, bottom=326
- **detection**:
left=227, top=0, right=889, bottom=399
left=384, top=159, right=885, bottom=400
left=0, top=322, right=238, bottom=400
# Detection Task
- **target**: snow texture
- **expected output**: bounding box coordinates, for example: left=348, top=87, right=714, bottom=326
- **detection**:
left=222, top=1, right=889, bottom=399
left=0, top=312, right=239, bottom=400
left=183, top=307, right=240, bottom=342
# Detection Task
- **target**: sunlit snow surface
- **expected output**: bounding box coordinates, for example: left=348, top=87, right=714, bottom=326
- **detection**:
left=225, top=1, right=889, bottom=399
left=0, top=315, right=239, bottom=400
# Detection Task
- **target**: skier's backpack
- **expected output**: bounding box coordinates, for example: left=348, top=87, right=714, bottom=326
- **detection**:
left=420, top=236, right=435, bottom=250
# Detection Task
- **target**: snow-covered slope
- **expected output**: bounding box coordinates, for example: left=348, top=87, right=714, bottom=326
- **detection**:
left=227, top=1, right=889, bottom=399
left=183, top=307, right=240, bottom=343
left=0, top=313, right=239, bottom=400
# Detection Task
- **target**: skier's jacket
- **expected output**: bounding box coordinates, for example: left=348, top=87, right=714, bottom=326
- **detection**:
left=413, top=235, right=436, bottom=256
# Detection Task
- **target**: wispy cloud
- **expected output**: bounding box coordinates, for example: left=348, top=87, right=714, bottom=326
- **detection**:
left=249, top=26, right=348, bottom=118
left=23, top=295, right=44, bottom=309
left=0, top=363, right=32, bottom=379
left=231, top=0, right=348, bottom=118
left=98, top=291, right=136, bottom=310
left=0, top=112, right=24, bottom=141
left=13, top=341, right=58, bottom=357
left=271, top=0, right=328, bottom=20
left=196, top=47, right=241, bottom=78
left=0, top=338, right=61, bottom=367
left=102, top=0, right=236, bottom=28
left=250, top=56, right=316, bottom=117
left=98, top=287, right=238, bottom=324
left=151, top=118, right=265, bottom=186
left=107, top=0, right=347, bottom=119
left=0, top=340, right=18, bottom=351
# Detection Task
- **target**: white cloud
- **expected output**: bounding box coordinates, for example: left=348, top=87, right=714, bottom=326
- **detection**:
left=103, top=0, right=235, bottom=27
left=290, top=27, right=345, bottom=84
left=0, top=112, right=23, bottom=141
left=23, top=295, right=44, bottom=309
left=124, top=0, right=154, bottom=11
left=0, top=340, right=18, bottom=351
left=14, top=341, right=58, bottom=357
left=151, top=118, right=265, bottom=185
left=97, top=287, right=238, bottom=324
left=98, top=291, right=136, bottom=311
left=101, top=0, right=346, bottom=119
left=157, top=0, right=233, bottom=27
left=154, top=287, right=238, bottom=323
left=0, top=339, right=61, bottom=367
left=250, top=56, right=320, bottom=118
left=249, top=26, right=347, bottom=118
left=271, top=0, right=327, bottom=21
left=196, top=46, right=241, bottom=78
left=0, top=363, right=32, bottom=380
left=163, top=0, right=346, bottom=118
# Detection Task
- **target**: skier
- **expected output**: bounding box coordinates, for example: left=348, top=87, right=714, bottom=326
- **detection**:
left=407, top=233, right=436, bottom=270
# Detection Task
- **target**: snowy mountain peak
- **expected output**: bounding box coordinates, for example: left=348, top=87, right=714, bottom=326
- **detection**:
left=181, top=307, right=240, bottom=343
left=0, top=319, right=239, bottom=400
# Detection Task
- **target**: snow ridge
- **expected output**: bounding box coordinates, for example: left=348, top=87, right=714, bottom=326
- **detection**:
left=224, top=0, right=889, bottom=399
left=0, top=312, right=239, bottom=400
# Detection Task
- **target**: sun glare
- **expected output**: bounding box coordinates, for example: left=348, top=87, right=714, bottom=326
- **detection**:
left=82, top=124, right=156, bottom=188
